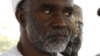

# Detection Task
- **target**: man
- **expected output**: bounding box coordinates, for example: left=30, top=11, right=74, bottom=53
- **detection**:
left=0, top=0, right=83, bottom=56
left=61, top=4, right=83, bottom=56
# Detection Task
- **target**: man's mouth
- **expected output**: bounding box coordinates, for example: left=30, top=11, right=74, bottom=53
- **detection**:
left=47, top=34, right=68, bottom=40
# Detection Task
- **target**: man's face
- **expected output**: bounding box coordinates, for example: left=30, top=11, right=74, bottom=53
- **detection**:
left=25, top=0, right=73, bottom=53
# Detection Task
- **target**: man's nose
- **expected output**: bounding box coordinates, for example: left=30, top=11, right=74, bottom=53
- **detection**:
left=51, top=14, right=67, bottom=28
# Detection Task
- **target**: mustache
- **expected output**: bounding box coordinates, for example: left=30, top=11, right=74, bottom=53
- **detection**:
left=45, top=28, right=72, bottom=39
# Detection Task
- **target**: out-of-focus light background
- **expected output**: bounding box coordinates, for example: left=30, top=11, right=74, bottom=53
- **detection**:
left=0, top=0, right=19, bottom=54
left=0, top=0, right=100, bottom=56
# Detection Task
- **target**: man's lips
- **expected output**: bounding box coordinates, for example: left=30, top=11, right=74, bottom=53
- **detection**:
left=47, top=34, right=68, bottom=40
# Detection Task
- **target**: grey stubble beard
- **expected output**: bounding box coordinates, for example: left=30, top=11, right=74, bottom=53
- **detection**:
left=26, top=16, right=72, bottom=53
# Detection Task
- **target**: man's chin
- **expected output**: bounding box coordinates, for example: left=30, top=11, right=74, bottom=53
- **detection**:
left=44, top=44, right=67, bottom=53
left=42, top=40, right=68, bottom=53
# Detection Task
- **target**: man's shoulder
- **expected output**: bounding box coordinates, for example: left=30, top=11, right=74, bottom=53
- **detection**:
left=0, top=46, right=22, bottom=56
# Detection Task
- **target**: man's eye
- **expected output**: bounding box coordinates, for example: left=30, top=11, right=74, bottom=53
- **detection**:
left=64, top=12, right=69, bottom=16
left=64, top=7, right=73, bottom=16
left=64, top=11, right=73, bottom=16
left=44, top=10, right=51, bottom=14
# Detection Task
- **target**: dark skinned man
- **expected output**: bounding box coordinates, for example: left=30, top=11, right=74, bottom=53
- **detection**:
left=0, top=0, right=83, bottom=56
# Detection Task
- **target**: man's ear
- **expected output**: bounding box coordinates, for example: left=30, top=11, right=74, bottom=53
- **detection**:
left=15, top=9, right=26, bottom=27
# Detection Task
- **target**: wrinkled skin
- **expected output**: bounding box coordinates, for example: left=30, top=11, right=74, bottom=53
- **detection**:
left=16, top=0, right=75, bottom=56
left=16, top=0, right=83, bottom=55
left=61, top=4, right=83, bottom=56
left=25, top=0, right=73, bottom=53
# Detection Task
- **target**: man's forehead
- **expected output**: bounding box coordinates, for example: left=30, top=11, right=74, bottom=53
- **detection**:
left=11, top=0, right=73, bottom=12
left=31, top=0, right=73, bottom=6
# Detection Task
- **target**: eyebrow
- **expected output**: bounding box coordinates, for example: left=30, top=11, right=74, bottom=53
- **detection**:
left=39, top=3, right=73, bottom=12
left=65, top=7, right=73, bottom=12
left=40, top=4, right=56, bottom=9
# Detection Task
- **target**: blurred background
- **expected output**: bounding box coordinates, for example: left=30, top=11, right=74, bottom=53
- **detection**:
left=0, top=0, right=100, bottom=56
left=0, top=0, right=19, bottom=54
